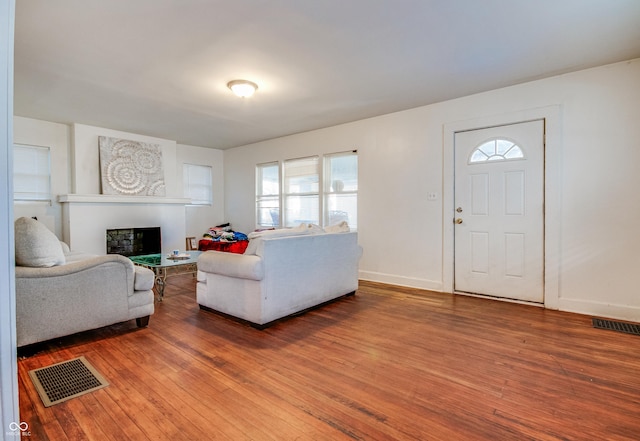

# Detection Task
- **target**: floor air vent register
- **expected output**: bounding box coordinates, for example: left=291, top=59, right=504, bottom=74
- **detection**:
left=592, top=318, right=640, bottom=336
left=28, top=356, right=109, bottom=407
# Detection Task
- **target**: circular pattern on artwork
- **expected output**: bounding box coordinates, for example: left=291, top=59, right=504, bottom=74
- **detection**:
left=110, top=140, right=139, bottom=158
left=132, top=148, right=162, bottom=174
left=147, top=180, right=166, bottom=196
left=99, top=136, right=166, bottom=196
left=106, top=158, right=146, bottom=194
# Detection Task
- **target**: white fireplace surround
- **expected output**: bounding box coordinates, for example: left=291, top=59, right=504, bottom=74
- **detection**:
left=59, top=194, right=190, bottom=256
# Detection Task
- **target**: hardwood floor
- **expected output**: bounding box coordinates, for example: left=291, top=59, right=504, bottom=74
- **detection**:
left=16, top=276, right=640, bottom=440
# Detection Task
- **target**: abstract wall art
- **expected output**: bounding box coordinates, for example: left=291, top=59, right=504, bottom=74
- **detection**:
left=98, top=136, right=166, bottom=196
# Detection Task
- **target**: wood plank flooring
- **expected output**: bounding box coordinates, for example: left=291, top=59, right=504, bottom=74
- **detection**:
left=16, top=276, right=640, bottom=440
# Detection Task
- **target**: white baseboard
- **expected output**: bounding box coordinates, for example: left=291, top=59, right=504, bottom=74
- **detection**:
left=358, top=271, right=640, bottom=323
left=358, top=270, right=443, bottom=292
left=357, top=272, right=640, bottom=323
left=558, top=298, right=640, bottom=322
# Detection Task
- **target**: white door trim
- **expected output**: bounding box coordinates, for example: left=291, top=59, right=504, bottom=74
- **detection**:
left=1, top=0, right=19, bottom=430
left=442, top=106, right=562, bottom=310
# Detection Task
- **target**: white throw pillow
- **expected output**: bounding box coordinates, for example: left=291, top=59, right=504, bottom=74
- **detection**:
left=247, top=226, right=311, bottom=240
left=14, top=217, right=66, bottom=267
left=300, top=223, right=324, bottom=234
left=324, top=221, right=350, bottom=233
left=244, top=237, right=262, bottom=255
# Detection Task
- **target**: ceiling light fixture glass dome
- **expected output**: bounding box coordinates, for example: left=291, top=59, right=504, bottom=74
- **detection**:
left=227, top=80, right=258, bottom=98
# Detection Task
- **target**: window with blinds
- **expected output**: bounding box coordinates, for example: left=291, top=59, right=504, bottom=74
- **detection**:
left=256, top=162, right=280, bottom=228
left=183, top=163, right=213, bottom=205
left=13, top=144, right=51, bottom=202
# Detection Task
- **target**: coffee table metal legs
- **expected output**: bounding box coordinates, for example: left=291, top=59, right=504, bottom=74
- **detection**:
left=129, top=252, right=201, bottom=302
left=154, top=269, right=167, bottom=301
left=150, top=263, right=197, bottom=301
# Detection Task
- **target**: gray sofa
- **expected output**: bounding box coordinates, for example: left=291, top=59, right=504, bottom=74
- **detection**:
left=14, top=217, right=155, bottom=347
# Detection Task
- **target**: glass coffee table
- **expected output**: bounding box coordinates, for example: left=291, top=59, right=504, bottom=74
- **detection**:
left=130, top=251, right=201, bottom=301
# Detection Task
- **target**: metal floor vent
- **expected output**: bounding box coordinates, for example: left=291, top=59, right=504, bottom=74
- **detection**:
left=592, top=318, right=640, bottom=336
left=28, top=356, right=109, bottom=407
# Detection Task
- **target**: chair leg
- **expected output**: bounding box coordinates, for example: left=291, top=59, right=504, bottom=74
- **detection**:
left=136, top=315, right=150, bottom=327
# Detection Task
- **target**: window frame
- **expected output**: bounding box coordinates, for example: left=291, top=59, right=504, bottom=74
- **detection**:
left=323, top=150, right=358, bottom=229
left=283, top=155, right=320, bottom=227
left=255, top=150, right=358, bottom=230
left=468, top=138, right=525, bottom=164
left=256, top=161, right=281, bottom=228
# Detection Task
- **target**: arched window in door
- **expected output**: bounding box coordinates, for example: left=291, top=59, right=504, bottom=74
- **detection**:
left=469, top=138, right=524, bottom=164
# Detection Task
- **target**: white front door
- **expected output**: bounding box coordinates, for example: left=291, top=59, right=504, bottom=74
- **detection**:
left=454, top=120, right=544, bottom=303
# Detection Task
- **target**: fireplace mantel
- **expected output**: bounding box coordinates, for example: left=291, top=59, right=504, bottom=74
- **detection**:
left=59, top=194, right=188, bottom=255
left=58, top=194, right=191, bottom=205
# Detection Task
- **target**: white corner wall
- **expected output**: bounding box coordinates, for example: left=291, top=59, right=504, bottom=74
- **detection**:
left=13, top=116, right=70, bottom=237
left=224, top=58, right=640, bottom=322
left=176, top=143, right=226, bottom=239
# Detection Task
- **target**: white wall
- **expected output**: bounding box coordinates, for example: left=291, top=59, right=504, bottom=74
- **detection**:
left=71, top=123, right=180, bottom=196
left=12, top=120, right=225, bottom=253
left=176, top=143, right=225, bottom=240
left=11, top=59, right=640, bottom=321
left=13, top=116, right=69, bottom=237
left=224, top=58, right=640, bottom=322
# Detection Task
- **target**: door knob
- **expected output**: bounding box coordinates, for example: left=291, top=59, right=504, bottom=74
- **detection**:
left=454, top=218, right=463, bottom=224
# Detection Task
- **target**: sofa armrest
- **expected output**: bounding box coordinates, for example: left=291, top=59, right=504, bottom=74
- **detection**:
left=15, top=254, right=134, bottom=279
left=198, top=251, right=264, bottom=281
left=134, top=265, right=155, bottom=291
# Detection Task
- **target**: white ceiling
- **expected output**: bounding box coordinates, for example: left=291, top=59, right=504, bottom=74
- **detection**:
left=13, top=0, right=640, bottom=150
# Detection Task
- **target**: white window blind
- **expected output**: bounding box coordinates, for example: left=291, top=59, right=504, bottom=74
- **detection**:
left=13, top=144, right=51, bottom=202
left=183, top=164, right=213, bottom=205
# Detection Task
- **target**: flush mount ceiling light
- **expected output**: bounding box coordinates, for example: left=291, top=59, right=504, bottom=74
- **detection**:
left=227, top=80, right=258, bottom=98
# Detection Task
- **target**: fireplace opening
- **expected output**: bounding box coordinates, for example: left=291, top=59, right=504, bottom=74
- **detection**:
left=106, top=227, right=161, bottom=256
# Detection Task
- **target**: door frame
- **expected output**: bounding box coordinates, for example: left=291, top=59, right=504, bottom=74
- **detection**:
left=1, top=0, right=19, bottom=429
left=442, top=106, right=561, bottom=309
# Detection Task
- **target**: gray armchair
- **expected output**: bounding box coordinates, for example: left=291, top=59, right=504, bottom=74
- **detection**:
left=14, top=217, right=155, bottom=347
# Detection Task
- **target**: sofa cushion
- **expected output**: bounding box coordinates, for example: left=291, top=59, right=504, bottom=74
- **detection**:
left=63, top=251, right=100, bottom=263
left=245, top=224, right=315, bottom=255
left=14, top=217, right=65, bottom=267
left=247, top=225, right=310, bottom=240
